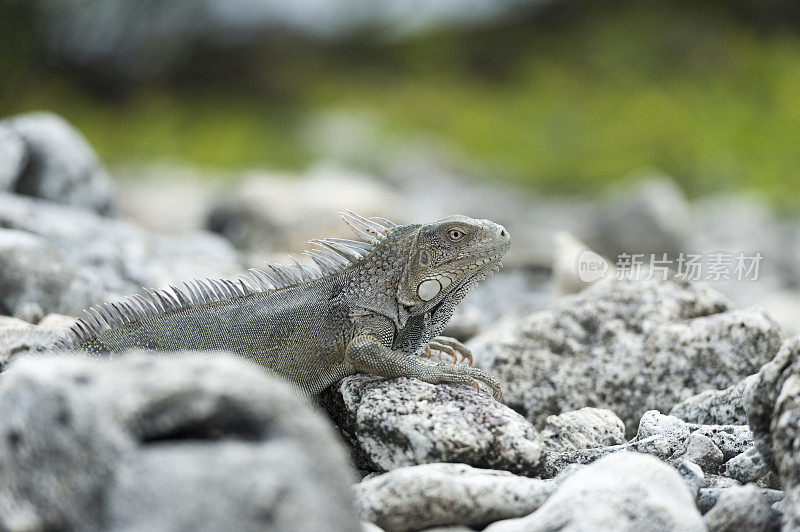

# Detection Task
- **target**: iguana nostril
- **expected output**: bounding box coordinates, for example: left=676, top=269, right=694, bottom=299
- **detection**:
left=499, top=228, right=507, bottom=238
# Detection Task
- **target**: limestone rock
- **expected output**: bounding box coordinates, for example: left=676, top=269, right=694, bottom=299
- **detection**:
left=703, top=484, right=780, bottom=531
left=722, top=446, right=772, bottom=485
left=0, top=124, right=26, bottom=189
left=355, top=463, right=556, bottom=532
left=0, top=229, right=106, bottom=318
left=540, top=407, right=626, bottom=453
left=0, top=112, right=114, bottom=214
left=690, top=424, right=754, bottom=461
left=697, top=487, right=785, bottom=514
left=207, top=165, right=408, bottom=255
left=743, top=337, right=800, bottom=527
left=321, top=374, right=544, bottom=476
left=634, top=411, right=690, bottom=460
left=0, top=352, right=359, bottom=531
left=471, top=277, right=781, bottom=435
left=0, top=314, right=72, bottom=370
left=672, top=432, right=724, bottom=473
left=0, top=192, right=243, bottom=297
left=669, top=376, right=754, bottom=426
left=484, top=453, right=704, bottom=532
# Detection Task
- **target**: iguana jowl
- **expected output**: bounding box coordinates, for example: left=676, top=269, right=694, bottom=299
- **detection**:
left=57, top=212, right=510, bottom=396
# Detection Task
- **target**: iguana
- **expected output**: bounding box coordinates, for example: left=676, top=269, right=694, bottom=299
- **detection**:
left=56, top=212, right=510, bottom=397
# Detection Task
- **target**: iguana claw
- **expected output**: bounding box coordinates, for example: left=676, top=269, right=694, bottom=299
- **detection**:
left=427, top=336, right=474, bottom=366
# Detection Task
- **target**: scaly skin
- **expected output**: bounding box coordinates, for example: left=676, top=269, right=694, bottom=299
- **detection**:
left=57, top=213, right=510, bottom=397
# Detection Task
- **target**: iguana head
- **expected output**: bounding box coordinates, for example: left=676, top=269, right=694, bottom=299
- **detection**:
left=397, top=215, right=511, bottom=316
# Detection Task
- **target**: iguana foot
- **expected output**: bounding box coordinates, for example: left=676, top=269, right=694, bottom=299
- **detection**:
left=346, top=334, right=501, bottom=398
left=424, top=362, right=501, bottom=398
left=428, top=336, right=473, bottom=365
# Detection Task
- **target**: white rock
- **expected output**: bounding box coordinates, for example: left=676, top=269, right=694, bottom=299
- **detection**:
left=355, top=463, right=556, bottom=532
left=485, top=453, right=704, bottom=532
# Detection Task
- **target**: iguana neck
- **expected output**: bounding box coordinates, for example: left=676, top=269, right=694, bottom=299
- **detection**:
left=341, top=224, right=419, bottom=330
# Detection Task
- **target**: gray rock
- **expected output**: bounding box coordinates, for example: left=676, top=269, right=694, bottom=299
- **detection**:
left=723, top=446, right=772, bottom=484
left=0, top=352, right=359, bottom=531
left=675, top=461, right=704, bottom=497
left=321, top=374, right=544, bottom=476
left=484, top=453, right=704, bottom=532
left=0, top=124, right=26, bottom=189
left=354, top=463, right=556, bottom=532
left=697, top=487, right=785, bottom=514
left=537, top=411, right=688, bottom=478
left=701, top=475, right=743, bottom=490
left=669, top=376, right=754, bottom=425
left=0, top=229, right=106, bottom=317
left=743, top=337, right=800, bottom=528
left=581, top=175, right=691, bottom=262
left=0, top=314, right=72, bottom=370
left=539, top=440, right=640, bottom=479
left=690, top=424, right=754, bottom=461
left=634, top=411, right=690, bottom=459
left=0, top=192, right=243, bottom=297
left=471, top=277, right=781, bottom=436
left=1, top=112, right=114, bottom=214
left=689, top=193, right=800, bottom=310
left=672, top=432, right=724, bottom=473
left=703, top=485, right=781, bottom=531
left=540, top=407, right=626, bottom=453
left=744, top=337, right=799, bottom=475
left=114, top=164, right=219, bottom=233
left=444, top=267, right=552, bottom=341
left=206, top=167, right=408, bottom=255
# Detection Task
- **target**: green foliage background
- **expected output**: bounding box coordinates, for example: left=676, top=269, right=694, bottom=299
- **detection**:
left=1, top=2, right=799, bottom=207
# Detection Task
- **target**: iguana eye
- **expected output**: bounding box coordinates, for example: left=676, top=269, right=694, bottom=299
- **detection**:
left=448, top=229, right=465, bottom=241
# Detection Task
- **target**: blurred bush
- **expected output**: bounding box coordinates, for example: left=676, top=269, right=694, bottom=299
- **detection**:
left=1, top=0, right=798, bottom=208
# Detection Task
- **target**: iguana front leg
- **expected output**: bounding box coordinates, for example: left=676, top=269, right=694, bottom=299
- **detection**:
left=346, top=335, right=501, bottom=397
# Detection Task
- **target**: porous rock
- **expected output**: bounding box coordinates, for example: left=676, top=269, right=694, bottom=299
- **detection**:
left=703, top=484, right=781, bottom=531
left=0, top=112, right=114, bottom=214
left=0, top=229, right=106, bottom=318
left=537, top=411, right=688, bottom=478
left=670, top=376, right=754, bottom=426
left=0, top=192, right=243, bottom=296
left=0, top=352, right=359, bottom=532
left=634, top=411, right=690, bottom=459
left=690, top=424, right=754, bottom=461
left=581, top=175, right=691, bottom=261
left=0, top=123, right=26, bottom=189
left=0, top=314, right=72, bottom=371
left=354, top=463, right=556, bottom=532
left=471, top=277, right=781, bottom=435
left=321, top=374, right=544, bottom=476
left=744, top=337, right=799, bottom=474
left=207, top=166, right=408, bottom=255
left=484, top=452, right=704, bottom=532
left=697, top=487, right=785, bottom=514
left=675, top=461, right=704, bottom=497
left=672, top=432, right=724, bottom=473
left=743, top=337, right=800, bottom=527
left=722, top=446, right=772, bottom=484
left=539, top=407, right=626, bottom=453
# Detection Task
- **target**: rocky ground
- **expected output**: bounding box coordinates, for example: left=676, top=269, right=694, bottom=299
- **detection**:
left=1, top=111, right=799, bottom=531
